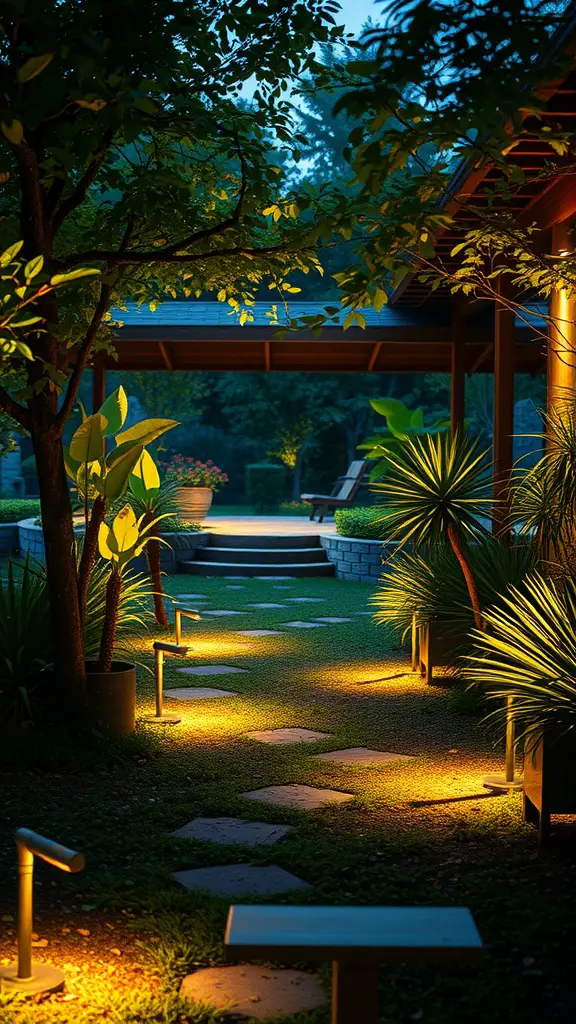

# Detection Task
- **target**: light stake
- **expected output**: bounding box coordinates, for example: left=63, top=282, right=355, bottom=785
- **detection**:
left=174, top=605, right=201, bottom=646
left=483, top=696, right=523, bottom=791
left=143, top=641, right=189, bottom=724
left=0, top=829, right=85, bottom=996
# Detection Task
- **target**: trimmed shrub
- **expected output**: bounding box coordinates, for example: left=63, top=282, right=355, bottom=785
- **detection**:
left=279, top=500, right=309, bottom=516
left=335, top=506, right=388, bottom=539
left=0, top=499, right=41, bottom=523
left=245, top=463, right=285, bottom=512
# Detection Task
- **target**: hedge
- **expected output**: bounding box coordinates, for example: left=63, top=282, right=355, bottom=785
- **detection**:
left=334, top=506, right=388, bottom=539
left=0, top=499, right=41, bottom=523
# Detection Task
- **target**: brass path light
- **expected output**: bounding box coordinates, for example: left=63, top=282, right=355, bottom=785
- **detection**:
left=483, top=696, right=523, bottom=792
left=0, top=828, right=85, bottom=995
left=143, top=640, right=189, bottom=725
left=174, top=604, right=201, bottom=646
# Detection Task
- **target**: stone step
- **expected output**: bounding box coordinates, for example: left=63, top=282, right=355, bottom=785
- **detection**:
left=179, top=560, right=335, bottom=578
left=207, top=533, right=322, bottom=550
left=198, top=546, right=325, bottom=565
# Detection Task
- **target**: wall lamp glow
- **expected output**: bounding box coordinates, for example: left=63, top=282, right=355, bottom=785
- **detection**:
left=174, top=604, right=201, bottom=646
left=143, top=640, right=189, bottom=725
left=0, top=829, right=85, bottom=996
left=483, top=696, right=523, bottom=792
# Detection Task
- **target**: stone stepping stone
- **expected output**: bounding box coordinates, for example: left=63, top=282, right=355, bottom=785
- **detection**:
left=242, top=784, right=354, bottom=810
left=174, top=593, right=207, bottom=600
left=314, top=616, right=353, bottom=624
left=234, top=629, right=284, bottom=637
left=312, top=747, right=415, bottom=765
left=246, top=727, right=330, bottom=744
left=283, top=620, right=327, bottom=628
left=254, top=575, right=292, bottom=580
left=226, top=585, right=246, bottom=590
left=203, top=609, right=249, bottom=616
left=180, top=965, right=325, bottom=1021
left=224, top=575, right=249, bottom=579
left=165, top=687, right=238, bottom=700
left=286, top=596, right=325, bottom=603
left=248, top=602, right=287, bottom=609
left=172, top=817, right=291, bottom=846
left=177, top=665, right=247, bottom=675
left=173, top=864, right=310, bottom=896
left=356, top=610, right=373, bottom=615
left=273, top=585, right=292, bottom=590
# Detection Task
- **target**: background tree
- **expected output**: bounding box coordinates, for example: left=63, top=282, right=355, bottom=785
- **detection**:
left=0, top=0, right=350, bottom=711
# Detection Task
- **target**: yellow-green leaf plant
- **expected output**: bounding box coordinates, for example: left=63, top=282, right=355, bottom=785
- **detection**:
left=128, top=450, right=169, bottom=628
left=65, top=384, right=177, bottom=620
left=97, top=505, right=168, bottom=673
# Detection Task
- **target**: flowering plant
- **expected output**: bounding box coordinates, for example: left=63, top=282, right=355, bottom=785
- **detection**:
left=163, top=456, right=228, bottom=491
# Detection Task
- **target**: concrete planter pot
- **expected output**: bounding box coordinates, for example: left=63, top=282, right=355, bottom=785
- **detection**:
left=523, top=728, right=576, bottom=841
left=85, top=660, right=136, bottom=736
left=176, top=486, right=213, bottom=521
left=0, top=523, right=19, bottom=556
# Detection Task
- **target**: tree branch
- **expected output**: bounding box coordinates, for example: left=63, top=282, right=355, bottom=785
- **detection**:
left=50, top=129, right=115, bottom=235
left=0, top=386, right=31, bottom=431
left=62, top=241, right=315, bottom=267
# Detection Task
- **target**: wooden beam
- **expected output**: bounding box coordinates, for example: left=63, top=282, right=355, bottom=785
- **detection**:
left=92, top=355, right=106, bottom=412
left=264, top=340, right=271, bottom=371
left=158, top=340, right=173, bottom=371
left=450, top=315, right=466, bottom=436
left=493, top=278, right=516, bottom=542
left=547, top=221, right=576, bottom=416
left=367, top=342, right=382, bottom=372
left=520, top=174, right=576, bottom=230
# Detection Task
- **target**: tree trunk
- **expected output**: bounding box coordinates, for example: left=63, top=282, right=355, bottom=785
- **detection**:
left=78, top=494, right=106, bottom=622
left=146, top=534, right=168, bottom=628
left=98, top=569, right=122, bottom=673
left=446, top=523, right=483, bottom=630
left=32, top=422, right=87, bottom=715
left=292, top=449, right=303, bottom=501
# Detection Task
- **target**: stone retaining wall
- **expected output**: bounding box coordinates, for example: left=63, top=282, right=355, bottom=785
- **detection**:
left=320, top=534, right=397, bottom=583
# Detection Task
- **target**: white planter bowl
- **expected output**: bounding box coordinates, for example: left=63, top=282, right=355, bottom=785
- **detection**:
left=176, top=486, right=213, bottom=521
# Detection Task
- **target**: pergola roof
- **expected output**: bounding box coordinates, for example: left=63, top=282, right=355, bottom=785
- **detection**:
left=110, top=301, right=545, bottom=374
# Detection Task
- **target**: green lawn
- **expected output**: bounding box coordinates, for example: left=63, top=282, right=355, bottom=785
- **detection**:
left=0, top=575, right=574, bottom=1023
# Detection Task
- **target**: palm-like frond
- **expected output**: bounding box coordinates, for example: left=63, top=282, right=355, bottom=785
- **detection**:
left=83, top=558, right=155, bottom=665
left=371, top=431, right=493, bottom=547
left=0, top=558, right=52, bottom=721
left=466, top=572, right=576, bottom=742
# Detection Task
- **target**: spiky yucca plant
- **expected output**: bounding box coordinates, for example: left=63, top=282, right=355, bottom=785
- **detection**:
left=372, top=432, right=493, bottom=627
left=466, top=573, right=576, bottom=743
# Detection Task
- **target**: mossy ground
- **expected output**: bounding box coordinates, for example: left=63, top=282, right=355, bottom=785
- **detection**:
left=1, top=574, right=575, bottom=1023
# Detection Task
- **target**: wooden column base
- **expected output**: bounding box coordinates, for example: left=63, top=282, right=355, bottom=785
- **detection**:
left=331, top=962, right=379, bottom=1024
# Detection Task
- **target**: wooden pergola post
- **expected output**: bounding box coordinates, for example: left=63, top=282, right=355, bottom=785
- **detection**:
left=92, top=356, right=106, bottom=413
left=450, top=308, right=466, bottom=436
left=547, top=221, right=576, bottom=420
left=493, top=278, right=515, bottom=542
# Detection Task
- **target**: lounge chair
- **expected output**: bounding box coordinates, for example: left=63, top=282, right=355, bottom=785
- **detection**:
left=301, top=460, right=368, bottom=523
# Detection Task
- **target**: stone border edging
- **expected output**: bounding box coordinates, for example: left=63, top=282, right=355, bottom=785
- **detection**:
left=320, top=534, right=398, bottom=583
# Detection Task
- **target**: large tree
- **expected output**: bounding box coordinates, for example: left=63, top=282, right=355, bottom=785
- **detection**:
left=0, top=0, right=348, bottom=712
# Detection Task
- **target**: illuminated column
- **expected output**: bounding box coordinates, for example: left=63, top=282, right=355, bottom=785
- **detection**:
left=547, top=221, right=576, bottom=418
left=493, top=278, right=515, bottom=542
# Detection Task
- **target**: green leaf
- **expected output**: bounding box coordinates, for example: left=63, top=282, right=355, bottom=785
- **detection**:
left=129, top=449, right=160, bottom=502
left=24, top=255, right=43, bottom=279
left=17, top=54, right=53, bottom=83
left=69, top=413, right=106, bottom=463
left=1, top=120, right=23, bottom=145
left=63, top=450, right=81, bottom=484
left=0, top=241, right=23, bottom=267
left=50, top=268, right=100, bottom=286
left=103, top=444, right=144, bottom=502
left=9, top=316, right=42, bottom=328
left=98, top=385, right=128, bottom=436
left=114, top=417, right=178, bottom=447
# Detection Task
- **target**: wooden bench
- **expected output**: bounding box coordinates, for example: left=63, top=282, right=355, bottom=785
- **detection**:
left=225, top=904, right=482, bottom=1024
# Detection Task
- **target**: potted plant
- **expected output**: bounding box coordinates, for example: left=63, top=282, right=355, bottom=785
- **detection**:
left=85, top=504, right=167, bottom=736
left=163, top=456, right=228, bottom=520
left=466, top=573, right=576, bottom=841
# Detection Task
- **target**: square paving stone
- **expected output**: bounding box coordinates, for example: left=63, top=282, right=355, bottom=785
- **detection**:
left=226, top=585, right=246, bottom=590
left=234, top=629, right=284, bottom=637
left=249, top=602, right=287, bottom=609
left=177, top=665, right=247, bottom=675
left=203, top=609, right=249, bottom=616
left=312, top=747, right=415, bottom=765
left=223, top=575, right=249, bottom=579
left=173, top=864, right=310, bottom=896
left=273, top=585, right=293, bottom=590
left=174, top=593, right=207, bottom=600
left=242, top=784, right=354, bottom=810
left=254, top=575, right=293, bottom=580
left=283, top=620, right=327, bottom=628
left=246, top=727, right=330, bottom=744
left=286, top=597, right=326, bottom=603
left=172, top=817, right=291, bottom=846
left=165, top=687, right=238, bottom=700
left=314, top=616, right=353, bottom=623
left=180, top=965, right=325, bottom=1021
